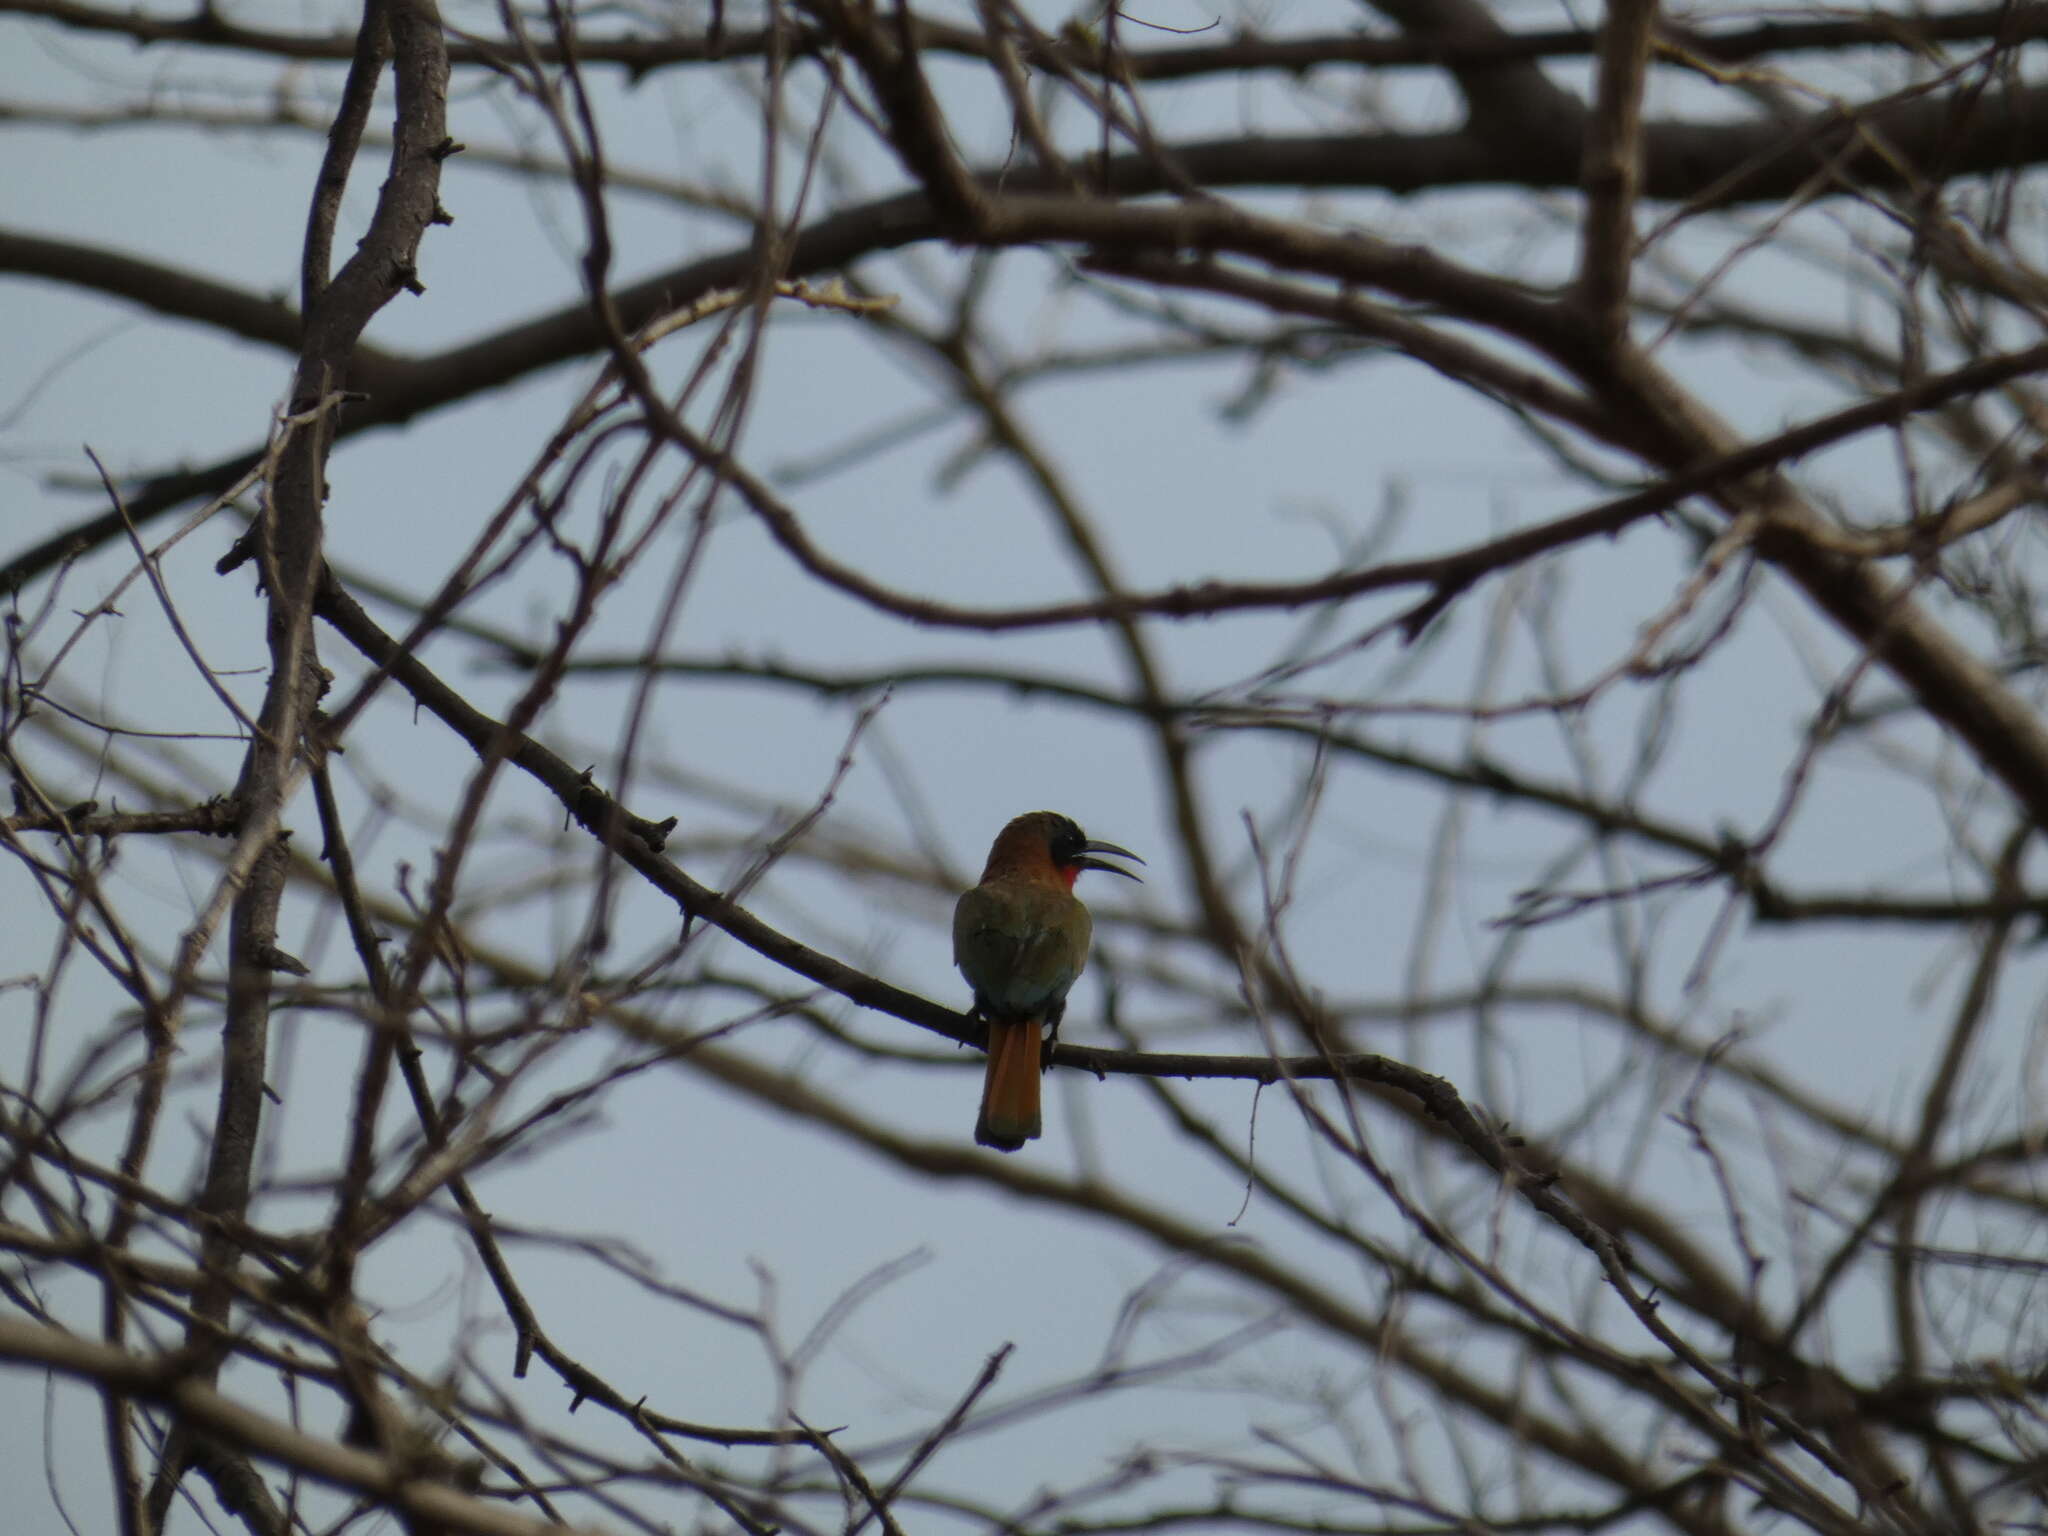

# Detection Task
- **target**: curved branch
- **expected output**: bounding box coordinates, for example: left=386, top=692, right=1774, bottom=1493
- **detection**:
left=0, top=1319, right=575, bottom=1536
left=662, top=338, right=2048, bottom=634
left=0, top=230, right=333, bottom=358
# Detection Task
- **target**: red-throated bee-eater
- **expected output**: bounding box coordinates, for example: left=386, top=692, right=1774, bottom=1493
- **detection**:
left=954, top=811, right=1142, bottom=1150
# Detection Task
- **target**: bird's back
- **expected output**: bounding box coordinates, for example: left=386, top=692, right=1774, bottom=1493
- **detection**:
left=953, top=875, right=1092, bottom=1022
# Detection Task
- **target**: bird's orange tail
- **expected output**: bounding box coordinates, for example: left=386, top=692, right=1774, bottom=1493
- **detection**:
left=975, top=1018, right=1044, bottom=1151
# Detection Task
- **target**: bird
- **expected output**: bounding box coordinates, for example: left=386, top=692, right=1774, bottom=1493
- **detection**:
left=954, top=811, right=1142, bottom=1150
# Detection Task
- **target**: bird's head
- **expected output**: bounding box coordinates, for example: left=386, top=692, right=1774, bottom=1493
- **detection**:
left=984, top=811, right=1144, bottom=889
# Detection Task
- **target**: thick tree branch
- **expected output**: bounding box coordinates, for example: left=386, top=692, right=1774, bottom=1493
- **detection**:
left=1578, top=0, right=1657, bottom=332
left=9, top=0, right=2042, bottom=75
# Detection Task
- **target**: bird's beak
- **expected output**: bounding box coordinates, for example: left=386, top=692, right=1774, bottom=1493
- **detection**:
left=1076, top=839, right=1145, bottom=881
